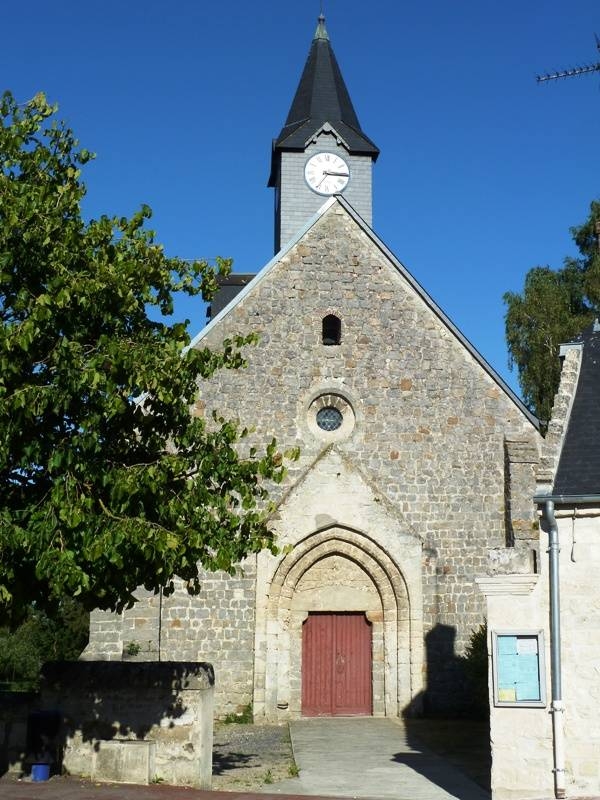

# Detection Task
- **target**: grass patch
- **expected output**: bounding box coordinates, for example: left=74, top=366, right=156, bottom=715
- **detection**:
left=223, top=703, right=253, bottom=724
left=288, top=761, right=299, bottom=777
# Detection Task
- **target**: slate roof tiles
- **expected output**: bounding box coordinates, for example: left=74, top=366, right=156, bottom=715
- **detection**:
left=553, top=320, right=600, bottom=497
left=272, top=15, right=379, bottom=158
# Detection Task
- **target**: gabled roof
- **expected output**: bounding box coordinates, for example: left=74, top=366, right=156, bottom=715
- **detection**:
left=269, top=14, right=378, bottom=178
left=553, top=320, right=600, bottom=496
left=207, top=274, right=255, bottom=322
left=189, top=195, right=539, bottom=430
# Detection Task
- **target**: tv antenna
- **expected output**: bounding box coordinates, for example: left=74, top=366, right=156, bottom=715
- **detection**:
left=537, top=34, right=600, bottom=83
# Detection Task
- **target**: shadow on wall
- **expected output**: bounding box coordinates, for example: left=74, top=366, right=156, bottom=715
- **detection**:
left=400, top=623, right=491, bottom=794
left=405, top=623, right=467, bottom=716
left=0, top=661, right=214, bottom=788
left=407, top=623, right=489, bottom=718
left=0, top=691, right=38, bottom=775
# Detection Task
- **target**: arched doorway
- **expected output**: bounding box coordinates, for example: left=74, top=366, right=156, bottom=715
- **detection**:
left=255, top=525, right=419, bottom=720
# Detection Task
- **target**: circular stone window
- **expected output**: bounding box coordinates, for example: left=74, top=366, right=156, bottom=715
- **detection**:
left=307, top=393, right=355, bottom=441
left=316, top=406, right=343, bottom=431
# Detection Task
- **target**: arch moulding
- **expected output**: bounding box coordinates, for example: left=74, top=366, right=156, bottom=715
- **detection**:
left=253, top=524, right=423, bottom=720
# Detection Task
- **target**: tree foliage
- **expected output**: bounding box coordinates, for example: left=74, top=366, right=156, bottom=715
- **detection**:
left=0, top=600, right=88, bottom=688
left=0, top=91, right=292, bottom=628
left=504, top=200, right=600, bottom=422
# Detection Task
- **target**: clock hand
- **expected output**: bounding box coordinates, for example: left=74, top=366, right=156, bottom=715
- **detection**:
left=323, top=170, right=349, bottom=177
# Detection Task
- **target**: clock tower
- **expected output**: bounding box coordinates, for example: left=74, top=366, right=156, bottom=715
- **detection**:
left=268, top=14, right=379, bottom=253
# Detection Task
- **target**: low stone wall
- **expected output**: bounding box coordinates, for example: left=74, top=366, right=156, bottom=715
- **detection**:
left=39, top=661, right=214, bottom=788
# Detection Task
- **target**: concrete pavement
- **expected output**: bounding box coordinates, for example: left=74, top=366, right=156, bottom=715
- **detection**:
left=263, top=718, right=490, bottom=800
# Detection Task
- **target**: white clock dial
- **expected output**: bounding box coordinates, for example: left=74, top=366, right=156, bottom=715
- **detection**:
left=304, top=152, right=350, bottom=195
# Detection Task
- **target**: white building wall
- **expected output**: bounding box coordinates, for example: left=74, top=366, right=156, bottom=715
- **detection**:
left=480, top=508, right=600, bottom=799
left=559, top=510, right=600, bottom=795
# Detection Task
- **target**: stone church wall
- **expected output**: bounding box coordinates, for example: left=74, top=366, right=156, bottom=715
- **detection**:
left=159, top=567, right=256, bottom=716
left=193, top=203, right=540, bottom=714
left=86, top=567, right=256, bottom=719
left=86, top=202, right=539, bottom=717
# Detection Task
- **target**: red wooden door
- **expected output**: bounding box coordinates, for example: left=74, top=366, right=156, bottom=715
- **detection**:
left=301, top=613, right=372, bottom=716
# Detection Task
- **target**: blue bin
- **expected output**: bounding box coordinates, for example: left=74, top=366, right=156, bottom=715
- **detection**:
left=31, top=763, right=50, bottom=782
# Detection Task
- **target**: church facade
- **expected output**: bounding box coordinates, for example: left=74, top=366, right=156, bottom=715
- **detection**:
left=85, top=15, right=541, bottom=721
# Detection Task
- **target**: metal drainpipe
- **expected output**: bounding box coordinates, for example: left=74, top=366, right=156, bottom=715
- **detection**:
left=545, top=499, right=566, bottom=798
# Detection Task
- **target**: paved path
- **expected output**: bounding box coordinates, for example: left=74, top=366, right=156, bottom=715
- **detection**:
left=263, top=718, right=490, bottom=800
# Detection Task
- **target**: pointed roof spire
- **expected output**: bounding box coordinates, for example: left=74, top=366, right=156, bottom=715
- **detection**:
left=314, top=13, right=329, bottom=41
left=271, top=14, right=378, bottom=159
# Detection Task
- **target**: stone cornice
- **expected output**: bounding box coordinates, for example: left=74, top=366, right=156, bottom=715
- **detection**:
left=475, top=574, right=539, bottom=596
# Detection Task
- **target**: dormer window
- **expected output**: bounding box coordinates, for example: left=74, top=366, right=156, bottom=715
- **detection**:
left=322, top=314, right=341, bottom=345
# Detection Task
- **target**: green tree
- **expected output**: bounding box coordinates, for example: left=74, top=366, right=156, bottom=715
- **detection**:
left=0, top=91, right=292, bottom=628
left=0, top=600, right=89, bottom=688
left=504, top=200, right=600, bottom=422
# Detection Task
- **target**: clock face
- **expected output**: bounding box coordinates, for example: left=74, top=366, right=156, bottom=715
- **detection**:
left=304, top=152, right=350, bottom=195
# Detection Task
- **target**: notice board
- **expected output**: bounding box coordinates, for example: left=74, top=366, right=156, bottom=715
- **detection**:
left=491, top=630, right=546, bottom=707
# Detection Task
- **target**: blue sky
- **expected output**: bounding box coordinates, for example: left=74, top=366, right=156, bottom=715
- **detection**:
left=2, top=1, right=598, bottom=397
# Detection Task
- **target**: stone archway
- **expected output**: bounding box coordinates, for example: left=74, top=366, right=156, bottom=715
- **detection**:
left=254, top=525, right=419, bottom=720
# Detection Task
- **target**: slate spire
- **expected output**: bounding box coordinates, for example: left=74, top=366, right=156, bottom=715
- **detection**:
left=314, top=12, right=329, bottom=41
left=270, top=14, right=379, bottom=165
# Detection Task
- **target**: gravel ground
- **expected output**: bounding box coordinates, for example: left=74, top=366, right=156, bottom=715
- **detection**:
left=211, top=722, right=297, bottom=792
